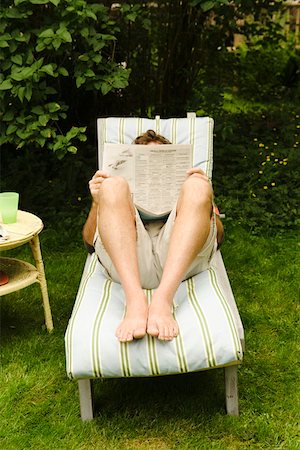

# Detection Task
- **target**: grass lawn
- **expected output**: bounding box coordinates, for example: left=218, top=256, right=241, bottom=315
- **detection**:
left=0, top=223, right=299, bottom=450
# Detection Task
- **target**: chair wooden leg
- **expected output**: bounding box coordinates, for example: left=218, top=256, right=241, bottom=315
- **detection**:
left=224, top=366, right=239, bottom=416
left=78, top=379, right=94, bottom=421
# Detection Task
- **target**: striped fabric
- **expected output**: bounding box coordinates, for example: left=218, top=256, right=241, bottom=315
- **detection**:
left=97, top=116, right=214, bottom=178
left=65, top=253, right=243, bottom=379
left=65, top=115, right=243, bottom=380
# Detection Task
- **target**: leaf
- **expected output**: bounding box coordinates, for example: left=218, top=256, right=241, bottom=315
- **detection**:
left=16, top=128, right=31, bottom=139
left=11, top=67, right=34, bottom=81
left=36, top=137, right=46, bottom=147
left=32, top=58, right=44, bottom=70
left=52, top=136, right=65, bottom=151
left=6, top=8, right=29, bottom=19
left=0, top=135, right=9, bottom=145
left=52, top=39, right=62, bottom=50
left=126, top=13, right=137, bottom=22
left=9, top=42, right=18, bottom=53
left=60, top=30, right=72, bottom=43
left=55, top=149, right=67, bottom=160
left=25, top=50, right=34, bottom=65
left=36, top=42, right=46, bottom=52
left=80, top=28, right=89, bottom=39
left=40, top=128, right=52, bottom=138
left=30, top=0, right=50, bottom=4
left=0, top=41, right=9, bottom=48
left=99, top=34, right=116, bottom=41
left=11, top=55, right=23, bottom=65
left=84, top=69, right=95, bottom=78
left=47, top=102, right=61, bottom=112
left=32, top=106, right=44, bottom=115
left=0, top=33, right=11, bottom=41
left=76, top=76, right=85, bottom=88
left=38, top=114, right=49, bottom=126
left=39, top=29, right=55, bottom=38
left=25, top=85, right=32, bottom=101
left=101, top=82, right=111, bottom=95
left=17, top=86, right=26, bottom=102
left=0, top=79, right=13, bottom=90
left=58, top=67, right=69, bottom=76
left=40, top=64, right=55, bottom=76
left=1, top=61, right=12, bottom=71
left=85, top=10, right=97, bottom=21
left=200, top=1, right=216, bottom=12
left=66, top=127, right=80, bottom=140
left=78, top=54, right=89, bottom=61
left=92, top=54, right=102, bottom=64
left=6, top=124, right=18, bottom=135
left=45, top=86, right=57, bottom=95
left=14, top=0, right=28, bottom=5
left=14, top=31, right=30, bottom=43
left=78, top=134, right=87, bottom=142
left=16, top=116, right=26, bottom=125
left=67, top=145, right=77, bottom=154
left=2, top=111, right=14, bottom=121
left=49, top=0, right=60, bottom=5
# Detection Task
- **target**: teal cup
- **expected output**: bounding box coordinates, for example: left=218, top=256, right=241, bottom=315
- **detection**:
left=0, top=192, right=19, bottom=224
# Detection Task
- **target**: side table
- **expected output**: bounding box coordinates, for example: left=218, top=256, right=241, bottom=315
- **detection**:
left=0, top=210, right=53, bottom=331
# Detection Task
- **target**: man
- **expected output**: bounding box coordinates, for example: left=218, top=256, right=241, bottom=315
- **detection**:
left=83, top=130, right=224, bottom=343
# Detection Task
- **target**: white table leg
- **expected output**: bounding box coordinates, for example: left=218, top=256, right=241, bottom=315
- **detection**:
left=29, top=235, right=54, bottom=331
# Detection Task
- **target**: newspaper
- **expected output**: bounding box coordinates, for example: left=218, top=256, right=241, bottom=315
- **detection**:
left=102, top=143, right=193, bottom=218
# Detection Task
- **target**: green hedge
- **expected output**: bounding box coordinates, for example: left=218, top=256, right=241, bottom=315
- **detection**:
left=0, top=0, right=130, bottom=158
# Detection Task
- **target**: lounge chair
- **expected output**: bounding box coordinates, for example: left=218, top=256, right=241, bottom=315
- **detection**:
left=65, top=113, right=244, bottom=421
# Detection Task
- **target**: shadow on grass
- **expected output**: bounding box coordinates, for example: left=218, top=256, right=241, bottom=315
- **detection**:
left=92, top=369, right=226, bottom=422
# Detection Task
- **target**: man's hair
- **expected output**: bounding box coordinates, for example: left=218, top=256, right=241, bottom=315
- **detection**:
left=133, top=129, right=171, bottom=145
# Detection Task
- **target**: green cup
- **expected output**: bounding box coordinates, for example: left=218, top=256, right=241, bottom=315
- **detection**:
left=0, top=192, right=19, bottom=224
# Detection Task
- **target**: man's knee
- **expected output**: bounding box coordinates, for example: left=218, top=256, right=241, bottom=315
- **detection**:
left=181, top=175, right=213, bottom=208
left=99, top=176, right=131, bottom=205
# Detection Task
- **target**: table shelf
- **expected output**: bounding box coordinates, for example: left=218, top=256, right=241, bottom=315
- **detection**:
left=0, top=211, right=53, bottom=331
left=0, top=257, right=39, bottom=296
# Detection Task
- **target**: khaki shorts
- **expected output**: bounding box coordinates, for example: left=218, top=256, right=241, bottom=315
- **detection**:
left=94, top=205, right=217, bottom=290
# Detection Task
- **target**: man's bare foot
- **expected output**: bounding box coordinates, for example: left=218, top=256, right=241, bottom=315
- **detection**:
left=147, top=293, right=179, bottom=341
left=115, top=292, right=148, bottom=342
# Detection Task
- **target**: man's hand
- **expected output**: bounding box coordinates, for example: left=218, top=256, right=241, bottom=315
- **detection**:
left=89, top=170, right=110, bottom=204
left=186, top=167, right=211, bottom=185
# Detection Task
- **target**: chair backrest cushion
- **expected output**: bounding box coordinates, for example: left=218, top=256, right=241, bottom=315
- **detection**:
left=97, top=116, right=214, bottom=178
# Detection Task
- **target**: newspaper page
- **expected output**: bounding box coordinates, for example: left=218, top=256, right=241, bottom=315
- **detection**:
left=102, top=143, right=193, bottom=218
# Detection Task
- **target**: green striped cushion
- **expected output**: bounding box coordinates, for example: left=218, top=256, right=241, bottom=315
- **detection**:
left=65, top=115, right=243, bottom=379
left=97, top=116, right=214, bottom=178
left=65, top=253, right=243, bottom=379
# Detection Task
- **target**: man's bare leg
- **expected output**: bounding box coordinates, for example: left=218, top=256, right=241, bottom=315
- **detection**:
left=147, top=174, right=213, bottom=341
left=98, top=176, right=148, bottom=342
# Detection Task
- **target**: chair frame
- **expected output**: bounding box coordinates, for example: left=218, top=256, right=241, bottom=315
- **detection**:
left=78, top=365, right=240, bottom=421
left=75, top=250, right=244, bottom=421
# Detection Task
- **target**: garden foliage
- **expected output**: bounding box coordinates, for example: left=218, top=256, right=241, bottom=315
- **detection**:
left=0, top=0, right=299, bottom=232
left=0, top=0, right=130, bottom=158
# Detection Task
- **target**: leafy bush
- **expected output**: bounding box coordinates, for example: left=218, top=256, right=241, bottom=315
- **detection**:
left=1, top=0, right=299, bottom=234
left=188, top=18, right=300, bottom=233
left=211, top=107, right=300, bottom=233
left=0, top=0, right=130, bottom=158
